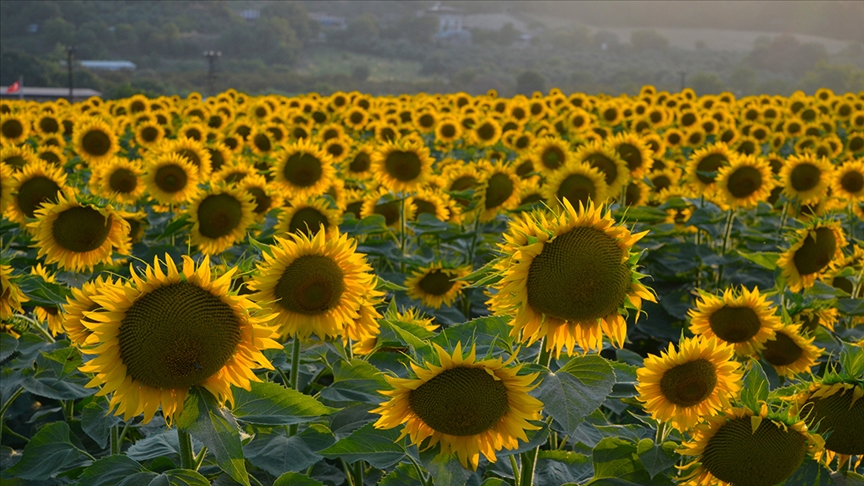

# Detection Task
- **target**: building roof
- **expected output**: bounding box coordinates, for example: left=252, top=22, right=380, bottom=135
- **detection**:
left=79, top=60, right=137, bottom=70
left=0, top=87, right=102, bottom=100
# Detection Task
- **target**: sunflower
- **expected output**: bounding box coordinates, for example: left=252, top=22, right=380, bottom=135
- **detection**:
left=714, top=154, right=775, bottom=209
left=30, top=264, right=64, bottom=336
left=161, top=137, right=213, bottom=180
left=7, top=159, right=69, bottom=227
left=609, top=132, right=654, bottom=179
left=0, top=263, right=29, bottom=320
left=410, top=188, right=451, bottom=222
left=405, top=263, right=472, bottom=309
left=779, top=153, right=834, bottom=205
left=688, top=287, right=782, bottom=357
left=248, top=228, right=379, bottom=341
left=435, top=117, right=462, bottom=145
left=74, top=118, right=119, bottom=166
left=142, top=153, right=201, bottom=205
left=0, top=112, right=30, bottom=144
left=831, top=158, right=864, bottom=202
left=27, top=193, right=130, bottom=272
left=760, top=324, right=821, bottom=378
left=777, top=221, right=847, bottom=292
left=490, top=199, right=655, bottom=355
left=35, top=145, right=65, bottom=168
left=636, top=335, right=742, bottom=431
left=80, top=254, right=281, bottom=423
left=274, top=138, right=335, bottom=201
left=679, top=406, right=823, bottom=486
left=360, top=190, right=416, bottom=229
left=34, top=113, right=61, bottom=137
left=793, top=307, right=839, bottom=334
left=372, top=342, right=543, bottom=470
left=472, top=118, right=502, bottom=148
left=61, top=275, right=118, bottom=349
left=322, top=136, right=350, bottom=165
left=1, top=144, right=38, bottom=171
left=0, top=162, right=14, bottom=214
left=211, top=159, right=255, bottom=187
left=531, top=136, right=572, bottom=172
left=574, top=140, right=629, bottom=197
left=478, top=161, right=522, bottom=222
left=542, top=160, right=608, bottom=209
left=90, top=157, right=145, bottom=204
left=277, top=196, right=342, bottom=237
left=794, top=381, right=864, bottom=462
left=686, top=143, right=735, bottom=193
left=343, top=144, right=375, bottom=180
left=371, top=138, right=434, bottom=193
left=188, top=185, right=256, bottom=255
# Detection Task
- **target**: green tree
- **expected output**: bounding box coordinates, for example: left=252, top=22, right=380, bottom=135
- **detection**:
left=516, top=70, right=545, bottom=95
left=41, top=17, right=75, bottom=48
left=261, top=2, right=319, bottom=43
left=630, top=30, right=669, bottom=51
left=689, top=72, right=725, bottom=95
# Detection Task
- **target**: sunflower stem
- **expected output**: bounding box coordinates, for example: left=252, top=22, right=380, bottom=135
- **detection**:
left=110, top=426, right=120, bottom=455
left=509, top=454, right=522, bottom=486
left=780, top=201, right=790, bottom=231
left=288, top=335, right=302, bottom=436
left=536, top=338, right=552, bottom=368
left=352, top=461, right=364, bottom=486
left=519, top=446, right=539, bottom=486
left=116, top=421, right=131, bottom=452
left=18, top=314, right=55, bottom=343
left=193, top=446, right=208, bottom=470
left=400, top=197, right=407, bottom=274
left=177, top=428, right=195, bottom=470
left=848, top=202, right=856, bottom=241
left=716, top=209, right=736, bottom=287
left=0, top=387, right=24, bottom=445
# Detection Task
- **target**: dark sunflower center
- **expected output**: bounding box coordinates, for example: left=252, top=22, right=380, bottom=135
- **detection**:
left=440, top=124, right=456, bottom=138
left=18, top=176, right=61, bottom=218
left=659, top=358, right=717, bottom=407
left=283, top=152, right=323, bottom=187
left=625, top=182, right=643, bottom=206
left=118, top=282, right=241, bottom=389
left=288, top=207, right=329, bottom=235
left=197, top=194, right=243, bottom=239
left=155, top=164, right=188, bottom=193
left=39, top=151, right=61, bottom=165
left=450, top=176, right=478, bottom=191
left=841, top=171, right=864, bottom=194
left=702, top=416, right=807, bottom=486
left=414, top=199, right=437, bottom=217
left=793, top=227, right=837, bottom=276
left=798, top=313, right=819, bottom=333
left=247, top=187, right=272, bottom=215
left=584, top=153, right=618, bottom=186
left=109, top=168, right=138, bottom=194
left=727, top=166, right=763, bottom=198
left=39, top=118, right=59, bottom=133
left=2, top=119, right=23, bottom=139
left=790, top=163, right=820, bottom=192
left=349, top=152, right=371, bottom=173
left=526, top=226, right=630, bottom=322
left=516, top=160, right=534, bottom=177
left=557, top=174, right=597, bottom=206
left=253, top=133, right=272, bottom=152
left=418, top=270, right=455, bottom=296
left=52, top=206, right=112, bottom=253
left=385, top=151, right=422, bottom=182
left=374, top=201, right=401, bottom=226
left=176, top=149, right=201, bottom=168
left=350, top=112, right=364, bottom=124
left=651, top=175, right=671, bottom=192
left=477, top=123, right=496, bottom=141
left=419, top=114, right=434, bottom=128
left=803, top=387, right=864, bottom=454
left=82, top=130, right=112, bottom=156
left=695, top=153, right=727, bottom=184
left=408, top=366, right=510, bottom=436
left=708, top=306, right=762, bottom=343
left=762, top=332, right=803, bottom=367
left=618, top=144, right=643, bottom=171
left=207, top=148, right=225, bottom=171
left=3, top=156, right=26, bottom=169
left=484, top=173, right=514, bottom=210
left=275, top=255, right=345, bottom=315
left=345, top=201, right=363, bottom=219
left=542, top=146, right=565, bottom=170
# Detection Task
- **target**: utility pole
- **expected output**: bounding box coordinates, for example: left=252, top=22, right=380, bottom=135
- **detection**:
left=66, top=46, right=76, bottom=101
left=203, top=50, right=221, bottom=97
left=678, top=71, right=687, bottom=92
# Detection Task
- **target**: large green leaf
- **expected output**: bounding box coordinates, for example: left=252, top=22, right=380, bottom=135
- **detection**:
left=636, top=438, right=676, bottom=479
left=378, top=463, right=423, bottom=486
left=81, top=401, right=124, bottom=449
left=232, top=381, right=336, bottom=426
left=176, top=388, right=249, bottom=486
left=76, top=455, right=154, bottom=486
left=319, top=422, right=405, bottom=468
left=592, top=437, right=666, bottom=485
left=429, top=315, right=513, bottom=357
left=0, top=333, right=18, bottom=362
left=13, top=274, right=73, bottom=307
left=126, top=429, right=199, bottom=463
left=273, top=472, right=325, bottom=486
left=319, top=359, right=389, bottom=405
left=534, top=355, right=616, bottom=435
left=420, top=451, right=473, bottom=486
left=244, top=425, right=334, bottom=476
left=740, top=360, right=769, bottom=412
left=535, top=450, right=592, bottom=486
left=4, top=422, right=92, bottom=480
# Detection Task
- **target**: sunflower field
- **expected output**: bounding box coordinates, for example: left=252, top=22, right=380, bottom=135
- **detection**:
left=0, top=86, right=863, bottom=486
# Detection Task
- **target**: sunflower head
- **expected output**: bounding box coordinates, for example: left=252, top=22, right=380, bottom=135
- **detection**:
left=0, top=263, right=29, bottom=320
left=188, top=185, right=256, bottom=255
left=760, top=324, right=821, bottom=377
left=371, top=139, right=434, bottom=193
left=777, top=221, right=847, bottom=292
left=274, top=138, right=336, bottom=200
left=715, top=154, right=775, bottom=209
left=688, top=286, right=782, bottom=356
left=277, top=196, right=341, bottom=237
left=74, top=118, right=119, bottom=166
left=795, top=381, right=864, bottom=458
left=143, top=152, right=201, bottom=205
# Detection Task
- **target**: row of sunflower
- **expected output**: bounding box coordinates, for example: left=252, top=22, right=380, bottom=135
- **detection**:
left=0, top=86, right=862, bottom=486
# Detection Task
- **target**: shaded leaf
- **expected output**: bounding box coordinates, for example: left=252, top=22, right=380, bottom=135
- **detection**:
left=533, top=355, right=616, bottom=436
left=535, top=450, right=593, bottom=486
left=636, top=439, right=676, bottom=479
left=81, top=401, right=123, bottom=449
left=244, top=425, right=334, bottom=476
left=319, top=422, right=405, bottom=468
left=0, top=333, right=18, bottom=362
left=76, top=455, right=154, bottom=486
left=273, top=472, right=325, bottom=486
left=232, top=381, right=336, bottom=426
left=5, top=422, right=92, bottom=480
left=741, top=361, right=769, bottom=411
left=420, top=450, right=472, bottom=486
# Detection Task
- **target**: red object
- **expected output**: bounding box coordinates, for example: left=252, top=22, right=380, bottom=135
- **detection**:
left=6, top=81, right=20, bottom=93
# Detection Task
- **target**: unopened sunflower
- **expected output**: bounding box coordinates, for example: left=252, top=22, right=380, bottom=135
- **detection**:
left=28, top=193, right=130, bottom=272
left=688, top=286, right=782, bottom=357
left=777, top=221, right=847, bottom=292
left=636, top=335, right=742, bottom=431
left=491, top=199, right=655, bottom=355
left=80, top=254, right=280, bottom=423
left=188, top=185, right=256, bottom=255
left=372, top=342, right=543, bottom=470
left=249, top=228, right=379, bottom=341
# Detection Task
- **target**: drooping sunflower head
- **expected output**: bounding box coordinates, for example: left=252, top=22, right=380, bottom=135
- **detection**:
left=405, top=263, right=472, bottom=310
left=188, top=185, right=256, bottom=255
left=794, top=381, right=864, bottom=460
left=715, top=154, right=775, bottom=209
left=371, top=139, right=434, bottom=193
left=777, top=221, right=847, bottom=292
left=248, top=228, right=378, bottom=341
left=74, top=118, right=119, bottom=166
left=372, top=342, right=543, bottom=470
left=277, top=196, right=342, bottom=237
left=27, top=192, right=131, bottom=272
left=491, top=199, right=655, bottom=355
left=80, top=254, right=281, bottom=423
left=760, top=324, right=822, bottom=378
left=688, top=286, right=782, bottom=356
left=7, top=159, right=68, bottom=226
left=142, top=152, right=201, bottom=205
left=274, top=138, right=335, bottom=201
left=779, top=153, right=834, bottom=205
left=478, top=161, right=522, bottom=222
left=680, top=407, right=823, bottom=486
left=0, top=263, right=29, bottom=320
left=636, top=335, right=743, bottom=431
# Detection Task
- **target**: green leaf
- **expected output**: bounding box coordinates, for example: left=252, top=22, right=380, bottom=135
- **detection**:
left=377, top=318, right=435, bottom=353
left=0, top=333, right=18, bottom=362
left=76, top=455, right=154, bottom=486
left=13, top=274, right=73, bottom=307
left=420, top=451, right=473, bottom=486
left=319, top=422, right=405, bottom=468
left=319, top=359, right=389, bottom=405
left=5, top=422, right=92, bottom=480
left=244, top=425, right=334, bottom=477
left=840, top=341, right=864, bottom=378
left=837, top=298, right=864, bottom=316
left=376, top=278, right=408, bottom=291
left=21, top=372, right=95, bottom=400
left=430, top=315, right=513, bottom=356
left=273, top=472, right=325, bottom=486
left=232, top=381, right=336, bottom=426
left=534, top=355, right=616, bottom=436
left=149, top=469, right=211, bottom=486
left=592, top=437, right=657, bottom=484
left=480, top=479, right=509, bottom=486
left=159, top=214, right=190, bottom=240
left=741, top=360, right=769, bottom=411
left=176, top=388, right=250, bottom=486
left=379, top=463, right=423, bottom=486
left=780, top=456, right=833, bottom=486
left=81, top=401, right=123, bottom=449
left=636, top=439, right=676, bottom=479
left=737, top=250, right=779, bottom=270
left=535, top=450, right=592, bottom=486
left=126, top=429, right=196, bottom=463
